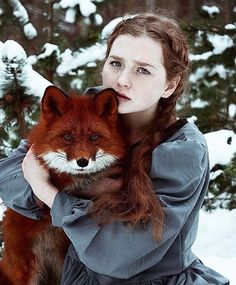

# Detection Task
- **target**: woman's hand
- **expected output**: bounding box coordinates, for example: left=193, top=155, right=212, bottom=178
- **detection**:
left=22, top=147, right=58, bottom=208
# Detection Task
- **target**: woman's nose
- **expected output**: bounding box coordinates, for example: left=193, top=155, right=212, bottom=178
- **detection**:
left=117, top=71, right=131, bottom=88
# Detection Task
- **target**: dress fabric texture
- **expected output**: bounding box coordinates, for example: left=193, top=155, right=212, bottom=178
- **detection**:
left=60, top=244, right=228, bottom=285
left=0, top=88, right=230, bottom=285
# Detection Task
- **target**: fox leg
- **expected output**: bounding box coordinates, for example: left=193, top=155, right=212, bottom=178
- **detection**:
left=0, top=239, right=37, bottom=285
left=1, top=209, right=48, bottom=285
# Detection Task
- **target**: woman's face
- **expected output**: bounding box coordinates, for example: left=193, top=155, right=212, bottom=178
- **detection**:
left=102, top=34, right=173, bottom=115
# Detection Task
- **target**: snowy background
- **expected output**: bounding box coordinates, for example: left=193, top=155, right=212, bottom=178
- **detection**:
left=0, top=1, right=236, bottom=284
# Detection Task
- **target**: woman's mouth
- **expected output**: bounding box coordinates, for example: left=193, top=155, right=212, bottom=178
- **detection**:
left=116, top=92, right=131, bottom=101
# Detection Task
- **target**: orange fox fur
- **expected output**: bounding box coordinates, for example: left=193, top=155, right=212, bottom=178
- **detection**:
left=0, top=86, right=127, bottom=285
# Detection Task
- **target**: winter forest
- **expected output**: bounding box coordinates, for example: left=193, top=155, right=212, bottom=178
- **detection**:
left=0, top=0, right=235, bottom=283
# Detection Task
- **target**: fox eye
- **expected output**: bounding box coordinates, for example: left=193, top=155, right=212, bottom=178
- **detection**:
left=63, top=134, right=74, bottom=142
left=89, top=134, right=99, bottom=141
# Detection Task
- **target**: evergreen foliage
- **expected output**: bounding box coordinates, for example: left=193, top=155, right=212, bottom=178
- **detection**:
left=180, top=5, right=236, bottom=211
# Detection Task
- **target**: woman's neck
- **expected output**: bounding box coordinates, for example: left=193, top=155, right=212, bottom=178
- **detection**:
left=121, top=111, right=177, bottom=145
left=121, top=111, right=155, bottom=145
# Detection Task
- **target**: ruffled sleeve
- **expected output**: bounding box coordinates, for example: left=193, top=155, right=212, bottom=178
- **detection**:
left=50, top=138, right=210, bottom=279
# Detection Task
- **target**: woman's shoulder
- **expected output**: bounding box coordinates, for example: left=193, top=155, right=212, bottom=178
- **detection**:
left=157, top=121, right=208, bottom=158
left=165, top=120, right=207, bottom=148
left=151, top=121, right=209, bottom=179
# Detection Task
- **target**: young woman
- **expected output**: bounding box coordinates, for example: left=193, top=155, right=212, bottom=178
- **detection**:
left=0, top=12, right=229, bottom=285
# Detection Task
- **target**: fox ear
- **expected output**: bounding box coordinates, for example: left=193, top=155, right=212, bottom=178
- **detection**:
left=41, top=86, right=68, bottom=120
left=93, top=88, right=118, bottom=119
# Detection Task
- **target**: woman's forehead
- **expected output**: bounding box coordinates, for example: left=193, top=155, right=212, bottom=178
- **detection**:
left=109, top=34, right=164, bottom=66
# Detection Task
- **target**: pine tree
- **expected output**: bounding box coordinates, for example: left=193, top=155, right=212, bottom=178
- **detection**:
left=0, top=40, right=46, bottom=157
left=180, top=4, right=236, bottom=210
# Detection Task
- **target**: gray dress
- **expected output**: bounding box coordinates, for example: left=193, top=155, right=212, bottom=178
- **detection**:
left=0, top=120, right=230, bottom=285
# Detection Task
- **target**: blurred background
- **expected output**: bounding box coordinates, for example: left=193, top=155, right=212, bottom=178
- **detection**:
left=0, top=0, right=236, bottom=278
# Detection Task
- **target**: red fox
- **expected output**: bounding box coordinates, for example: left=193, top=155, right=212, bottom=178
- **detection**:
left=0, top=86, right=128, bottom=285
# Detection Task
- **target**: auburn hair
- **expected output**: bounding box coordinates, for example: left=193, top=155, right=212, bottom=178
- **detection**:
left=90, top=11, right=191, bottom=242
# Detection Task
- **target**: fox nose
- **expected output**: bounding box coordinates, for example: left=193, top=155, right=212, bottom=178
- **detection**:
left=76, top=158, right=89, bottom=168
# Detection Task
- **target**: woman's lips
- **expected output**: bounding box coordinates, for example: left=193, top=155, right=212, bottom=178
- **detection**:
left=116, top=92, right=131, bottom=100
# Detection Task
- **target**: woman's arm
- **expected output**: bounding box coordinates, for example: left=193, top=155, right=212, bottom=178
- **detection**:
left=48, top=139, right=209, bottom=279
left=0, top=140, right=43, bottom=220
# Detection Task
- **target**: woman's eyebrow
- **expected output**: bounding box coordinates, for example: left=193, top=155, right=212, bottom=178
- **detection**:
left=109, top=55, right=123, bottom=61
left=134, top=60, right=157, bottom=70
left=109, top=55, right=158, bottom=70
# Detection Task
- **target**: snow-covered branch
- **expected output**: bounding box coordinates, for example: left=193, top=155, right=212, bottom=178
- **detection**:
left=0, top=40, right=52, bottom=99
left=8, top=0, right=38, bottom=40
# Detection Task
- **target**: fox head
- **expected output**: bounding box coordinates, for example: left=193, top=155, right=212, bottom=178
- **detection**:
left=28, top=86, right=127, bottom=175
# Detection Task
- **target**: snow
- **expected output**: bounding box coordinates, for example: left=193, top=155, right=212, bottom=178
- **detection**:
left=101, top=14, right=136, bottom=39
left=204, top=130, right=236, bottom=169
left=65, top=8, right=77, bottom=23
left=71, top=78, right=83, bottom=89
left=22, top=68, right=52, bottom=98
left=209, top=169, right=223, bottom=180
left=23, top=22, right=38, bottom=40
left=38, top=43, right=60, bottom=59
left=94, top=13, right=103, bottom=25
left=225, top=23, right=236, bottom=30
left=208, top=64, right=232, bottom=80
left=187, top=115, right=197, bottom=124
left=208, top=34, right=234, bottom=54
left=59, top=0, right=97, bottom=17
left=79, top=0, right=96, bottom=17
left=0, top=40, right=52, bottom=99
left=202, top=5, right=220, bottom=17
left=189, top=66, right=209, bottom=82
left=101, top=17, right=124, bottom=39
left=229, top=104, right=236, bottom=118
left=12, top=0, right=29, bottom=24
left=189, top=51, right=212, bottom=61
left=190, top=33, right=234, bottom=62
left=193, top=209, right=236, bottom=284
left=1, top=39, right=27, bottom=63
left=190, top=98, right=209, bottom=108
left=9, top=0, right=38, bottom=39
left=56, top=43, right=106, bottom=75
left=0, top=199, right=6, bottom=222
left=0, top=109, right=5, bottom=122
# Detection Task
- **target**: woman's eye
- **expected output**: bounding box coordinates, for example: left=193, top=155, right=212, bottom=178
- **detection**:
left=109, top=61, right=122, bottom=68
left=89, top=134, right=99, bottom=141
left=137, top=67, right=151, bottom=75
left=63, top=134, right=74, bottom=142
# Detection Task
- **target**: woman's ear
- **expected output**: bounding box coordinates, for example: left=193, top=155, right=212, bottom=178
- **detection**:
left=162, top=76, right=180, bottom=98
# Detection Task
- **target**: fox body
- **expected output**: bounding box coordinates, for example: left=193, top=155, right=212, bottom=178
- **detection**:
left=0, top=86, right=127, bottom=285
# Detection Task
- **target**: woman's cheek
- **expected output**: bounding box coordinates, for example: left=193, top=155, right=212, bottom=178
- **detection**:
left=103, top=76, right=114, bottom=88
left=102, top=68, right=115, bottom=87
